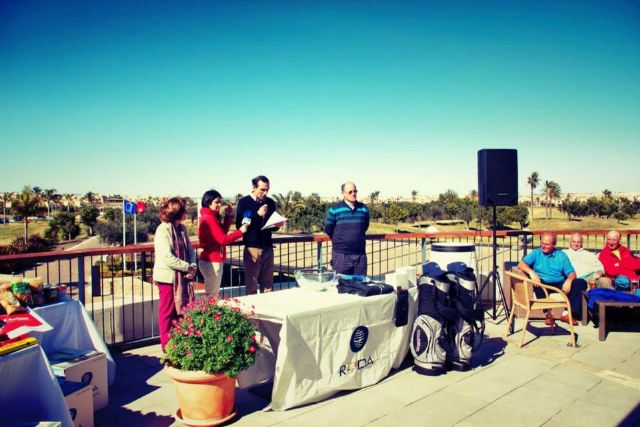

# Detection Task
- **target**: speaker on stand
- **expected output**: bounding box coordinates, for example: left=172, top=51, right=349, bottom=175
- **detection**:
left=477, top=149, right=518, bottom=321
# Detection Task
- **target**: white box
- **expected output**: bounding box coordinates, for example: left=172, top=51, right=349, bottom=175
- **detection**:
left=58, top=378, right=94, bottom=427
left=49, top=349, right=108, bottom=411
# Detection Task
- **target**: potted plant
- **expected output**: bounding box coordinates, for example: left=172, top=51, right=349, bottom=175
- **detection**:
left=163, top=296, right=259, bottom=426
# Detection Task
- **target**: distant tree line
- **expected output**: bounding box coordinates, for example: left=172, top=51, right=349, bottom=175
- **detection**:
left=3, top=183, right=639, bottom=256
left=560, top=195, right=640, bottom=223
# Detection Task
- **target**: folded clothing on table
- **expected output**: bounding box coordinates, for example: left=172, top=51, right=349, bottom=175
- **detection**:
left=337, top=277, right=395, bottom=296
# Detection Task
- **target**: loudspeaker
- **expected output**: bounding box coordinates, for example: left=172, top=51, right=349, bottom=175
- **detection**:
left=478, top=149, right=518, bottom=206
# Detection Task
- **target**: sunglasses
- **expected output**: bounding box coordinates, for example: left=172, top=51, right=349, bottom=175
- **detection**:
left=347, top=190, right=358, bottom=194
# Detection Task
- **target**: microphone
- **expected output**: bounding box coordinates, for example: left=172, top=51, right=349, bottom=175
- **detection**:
left=241, top=210, right=252, bottom=226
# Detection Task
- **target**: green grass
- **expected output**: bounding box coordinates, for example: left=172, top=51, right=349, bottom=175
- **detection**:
left=2, top=207, right=638, bottom=245
left=368, top=207, right=640, bottom=235
left=0, top=221, right=50, bottom=245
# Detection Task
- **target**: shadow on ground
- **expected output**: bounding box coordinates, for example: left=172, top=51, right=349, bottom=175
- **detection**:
left=95, top=352, right=174, bottom=427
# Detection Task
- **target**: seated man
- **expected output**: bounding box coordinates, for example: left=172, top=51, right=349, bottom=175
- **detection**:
left=517, top=232, right=588, bottom=325
left=563, top=232, right=612, bottom=289
left=598, top=230, right=640, bottom=287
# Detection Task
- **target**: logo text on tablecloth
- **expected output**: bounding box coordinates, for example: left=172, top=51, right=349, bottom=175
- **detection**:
left=350, top=326, right=369, bottom=352
left=339, top=326, right=374, bottom=376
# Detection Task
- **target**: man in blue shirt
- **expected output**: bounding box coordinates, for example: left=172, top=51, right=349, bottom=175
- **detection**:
left=324, top=182, right=370, bottom=275
left=518, top=232, right=587, bottom=325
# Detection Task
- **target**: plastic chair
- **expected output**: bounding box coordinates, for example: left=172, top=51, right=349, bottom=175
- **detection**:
left=504, top=271, right=576, bottom=347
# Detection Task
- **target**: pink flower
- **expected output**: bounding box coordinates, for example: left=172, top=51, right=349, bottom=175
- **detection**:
left=249, top=346, right=256, bottom=353
left=172, top=343, right=177, bottom=349
left=183, top=330, right=189, bottom=336
left=186, top=350, right=192, bottom=356
left=226, top=335, right=233, bottom=342
left=250, top=335, right=256, bottom=342
left=214, top=313, right=221, bottom=321
left=195, top=329, right=202, bottom=336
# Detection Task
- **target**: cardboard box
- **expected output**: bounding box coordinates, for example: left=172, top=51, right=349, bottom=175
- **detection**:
left=48, top=349, right=108, bottom=411
left=58, top=378, right=94, bottom=427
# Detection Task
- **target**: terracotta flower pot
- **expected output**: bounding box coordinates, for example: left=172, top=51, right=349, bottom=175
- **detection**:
left=164, top=365, right=236, bottom=426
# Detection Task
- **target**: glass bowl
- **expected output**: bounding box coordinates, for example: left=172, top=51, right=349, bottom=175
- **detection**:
left=294, top=269, right=337, bottom=291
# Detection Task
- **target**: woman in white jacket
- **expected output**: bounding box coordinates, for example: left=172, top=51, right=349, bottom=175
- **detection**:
left=152, top=197, right=197, bottom=352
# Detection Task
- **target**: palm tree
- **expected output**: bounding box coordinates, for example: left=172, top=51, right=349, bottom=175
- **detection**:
left=13, top=187, right=43, bottom=239
left=550, top=182, right=561, bottom=219
left=368, top=191, right=380, bottom=206
left=469, top=189, right=478, bottom=201
left=1, top=192, right=15, bottom=225
left=43, top=188, right=58, bottom=219
left=62, top=194, right=75, bottom=211
left=542, top=180, right=561, bottom=219
left=411, top=190, right=418, bottom=202
left=273, top=191, right=305, bottom=233
left=603, top=189, right=612, bottom=199
left=84, top=191, right=96, bottom=205
left=527, top=172, right=539, bottom=222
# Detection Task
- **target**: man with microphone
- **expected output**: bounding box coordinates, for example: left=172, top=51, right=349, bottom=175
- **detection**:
left=235, top=175, right=282, bottom=294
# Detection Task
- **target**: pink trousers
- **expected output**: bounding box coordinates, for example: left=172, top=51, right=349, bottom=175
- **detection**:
left=156, top=282, right=178, bottom=352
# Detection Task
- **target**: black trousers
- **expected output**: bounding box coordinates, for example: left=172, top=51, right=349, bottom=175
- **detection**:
left=535, top=278, right=588, bottom=316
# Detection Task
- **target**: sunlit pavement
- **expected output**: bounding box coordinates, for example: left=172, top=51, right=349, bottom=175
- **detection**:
left=96, top=314, right=640, bottom=427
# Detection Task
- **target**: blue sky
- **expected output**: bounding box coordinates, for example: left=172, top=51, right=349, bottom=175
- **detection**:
left=2, top=0, right=639, bottom=199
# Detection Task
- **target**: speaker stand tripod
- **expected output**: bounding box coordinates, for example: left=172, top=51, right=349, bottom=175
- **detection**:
left=478, top=206, right=511, bottom=321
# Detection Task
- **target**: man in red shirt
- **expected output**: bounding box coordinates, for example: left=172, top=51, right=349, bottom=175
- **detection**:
left=598, top=230, right=640, bottom=282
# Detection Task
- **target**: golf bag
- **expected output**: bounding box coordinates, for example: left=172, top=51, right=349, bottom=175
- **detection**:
left=410, top=262, right=484, bottom=375
left=446, top=266, right=485, bottom=371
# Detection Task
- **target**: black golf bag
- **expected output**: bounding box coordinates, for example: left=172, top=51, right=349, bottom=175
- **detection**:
left=410, top=262, right=485, bottom=375
left=447, top=267, right=485, bottom=371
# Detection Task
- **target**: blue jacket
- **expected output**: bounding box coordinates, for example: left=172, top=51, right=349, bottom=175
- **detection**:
left=324, top=200, right=369, bottom=255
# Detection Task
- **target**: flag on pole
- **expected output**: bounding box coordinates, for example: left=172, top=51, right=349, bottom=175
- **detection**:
left=122, top=200, right=128, bottom=271
left=136, top=202, right=146, bottom=214
left=124, top=200, right=136, bottom=215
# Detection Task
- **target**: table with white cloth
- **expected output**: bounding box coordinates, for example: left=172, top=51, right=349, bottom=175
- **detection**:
left=236, top=287, right=417, bottom=410
left=0, top=344, right=74, bottom=426
left=31, top=298, right=116, bottom=385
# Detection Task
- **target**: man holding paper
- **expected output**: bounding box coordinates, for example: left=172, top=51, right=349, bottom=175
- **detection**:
left=235, top=175, right=283, bottom=294
left=563, top=232, right=611, bottom=289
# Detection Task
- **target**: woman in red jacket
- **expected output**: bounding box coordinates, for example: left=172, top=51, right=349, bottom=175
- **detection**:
left=198, top=190, right=248, bottom=297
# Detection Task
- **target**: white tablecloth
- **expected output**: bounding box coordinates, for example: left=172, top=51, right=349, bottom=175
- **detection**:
left=32, top=298, right=116, bottom=385
left=0, top=344, right=74, bottom=426
left=237, top=287, right=417, bottom=410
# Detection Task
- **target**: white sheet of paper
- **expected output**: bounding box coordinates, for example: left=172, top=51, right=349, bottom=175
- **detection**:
left=262, top=211, right=287, bottom=230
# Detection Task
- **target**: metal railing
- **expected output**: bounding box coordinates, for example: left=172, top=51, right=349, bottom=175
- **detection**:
left=1, top=229, right=638, bottom=349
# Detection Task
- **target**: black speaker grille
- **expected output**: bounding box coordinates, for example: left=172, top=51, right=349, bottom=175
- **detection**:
left=477, top=149, right=518, bottom=206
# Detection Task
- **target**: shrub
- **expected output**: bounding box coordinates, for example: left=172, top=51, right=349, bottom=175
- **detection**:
left=0, top=235, right=53, bottom=274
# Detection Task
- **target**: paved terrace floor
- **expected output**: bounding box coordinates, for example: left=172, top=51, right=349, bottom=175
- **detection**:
left=96, top=314, right=640, bottom=427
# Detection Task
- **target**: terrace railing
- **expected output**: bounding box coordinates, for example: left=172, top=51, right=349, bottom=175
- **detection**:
left=1, top=229, right=638, bottom=349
